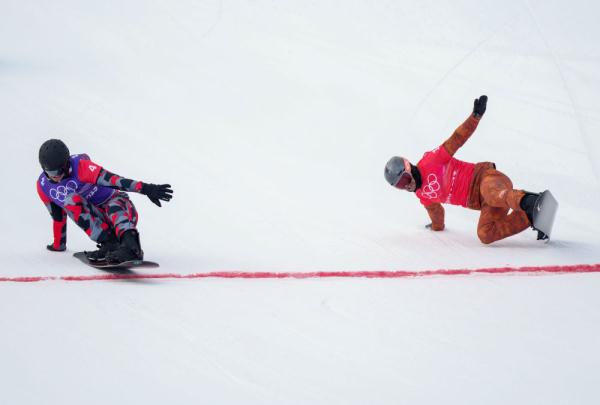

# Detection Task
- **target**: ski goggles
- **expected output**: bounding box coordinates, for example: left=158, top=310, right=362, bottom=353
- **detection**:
left=44, top=166, right=67, bottom=177
left=395, top=170, right=414, bottom=189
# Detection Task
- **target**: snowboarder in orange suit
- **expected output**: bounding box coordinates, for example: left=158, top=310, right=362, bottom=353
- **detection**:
left=384, top=95, right=545, bottom=244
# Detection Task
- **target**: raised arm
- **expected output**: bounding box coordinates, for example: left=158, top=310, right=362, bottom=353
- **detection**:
left=442, top=95, right=487, bottom=156
left=37, top=181, right=67, bottom=251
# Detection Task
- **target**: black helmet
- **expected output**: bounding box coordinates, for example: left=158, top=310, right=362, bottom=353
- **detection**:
left=39, top=139, right=70, bottom=176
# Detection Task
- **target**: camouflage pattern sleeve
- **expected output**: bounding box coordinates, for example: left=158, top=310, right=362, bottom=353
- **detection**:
left=95, top=168, right=143, bottom=193
left=37, top=181, right=67, bottom=250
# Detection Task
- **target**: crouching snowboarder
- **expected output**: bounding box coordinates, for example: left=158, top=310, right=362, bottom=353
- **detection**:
left=384, top=95, right=550, bottom=244
left=37, top=139, right=173, bottom=263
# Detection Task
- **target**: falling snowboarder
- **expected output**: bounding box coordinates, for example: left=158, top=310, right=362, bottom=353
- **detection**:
left=37, top=139, right=173, bottom=263
left=384, top=95, right=556, bottom=244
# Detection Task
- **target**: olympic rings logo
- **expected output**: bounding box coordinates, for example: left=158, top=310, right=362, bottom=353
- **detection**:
left=49, top=180, right=78, bottom=202
left=422, top=174, right=440, bottom=199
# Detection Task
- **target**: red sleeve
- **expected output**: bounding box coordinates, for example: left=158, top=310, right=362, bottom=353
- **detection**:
left=37, top=180, right=50, bottom=203
left=426, top=145, right=452, bottom=166
left=78, top=159, right=103, bottom=183
left=37, top=180, right=67, bottom=250
left=419, top=196, right=434, bottom=207
left=419, top=147, right=451, bottom=170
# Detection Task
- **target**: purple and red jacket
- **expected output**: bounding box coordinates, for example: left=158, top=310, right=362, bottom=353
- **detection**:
left=37, top=154, right=143, bottom=250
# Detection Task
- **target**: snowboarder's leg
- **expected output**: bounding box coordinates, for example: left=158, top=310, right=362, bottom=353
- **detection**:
left=479, top=169, right=525, bottom=211
left=81, top=193, right=139, bottom=262
left=100, top=192, right=139, bottom=239
left=63, top=193, right=112, bottom=243
left=99, top=193, right=143, bottom=263
left=477, top=169, right=530, bottom=244
left=477, top=204, right=530, bottom=244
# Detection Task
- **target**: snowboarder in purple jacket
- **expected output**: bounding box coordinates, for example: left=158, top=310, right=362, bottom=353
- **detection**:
left=37, top=139, right=173, bottom=263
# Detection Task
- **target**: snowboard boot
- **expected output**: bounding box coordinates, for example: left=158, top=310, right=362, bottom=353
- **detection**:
left=519, top=192, right=548, bottom=240
left=106, top=229, right=144, bottom=264
left=87, top=232, right=120, bottom=262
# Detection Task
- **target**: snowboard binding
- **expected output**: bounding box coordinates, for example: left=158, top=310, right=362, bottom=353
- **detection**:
left=521, top=190, right=558, bottom=242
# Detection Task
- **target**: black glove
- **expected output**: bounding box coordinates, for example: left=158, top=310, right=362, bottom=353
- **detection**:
left=473, top=95, right=487, bottom=118
left=425, top=223, right=432, bottom=230
left=140, top=183, right=173, bottom=207
left=47, top=244, right=66, bottom=252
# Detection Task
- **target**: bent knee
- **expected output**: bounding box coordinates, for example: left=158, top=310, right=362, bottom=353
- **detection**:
left=477, top=227, right=497, bottom=245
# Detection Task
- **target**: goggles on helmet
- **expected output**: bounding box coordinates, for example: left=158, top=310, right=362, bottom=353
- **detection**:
left=44, top=164, right=68, bottom=178
left=395, top=170, right=414, bottom=189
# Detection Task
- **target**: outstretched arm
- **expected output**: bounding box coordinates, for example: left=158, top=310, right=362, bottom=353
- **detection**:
left=37, top=181, right=67, bottom=251
left=96, top=168, right=173, bottom=206
left=442, top=95, right=487, bottom=156
left=95, top=167, right=144, bottom=192
left=425, top=203, right=445, bottom=231
left=77, top=160, right=173, bottom=207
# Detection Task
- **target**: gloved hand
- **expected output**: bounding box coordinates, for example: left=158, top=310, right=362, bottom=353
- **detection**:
left=140, top=183, right=173, bottom=207
left=47, top=244, right=66, bottom=252
left=473, top=95, right=487, bottom=118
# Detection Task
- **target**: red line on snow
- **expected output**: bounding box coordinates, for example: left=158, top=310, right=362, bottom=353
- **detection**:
left=1, top=263, right=600, bottom=283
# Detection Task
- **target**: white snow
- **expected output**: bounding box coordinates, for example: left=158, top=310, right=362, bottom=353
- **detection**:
left=1, top=0, right=600, bottom=404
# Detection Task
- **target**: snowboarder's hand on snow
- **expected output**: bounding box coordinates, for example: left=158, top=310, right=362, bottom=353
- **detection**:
left=141, top=183, right=173, bottom=207
left=473, top=95, right=487, bottom=118
left=425, top=223, right=444, bottom=231
left=46, top=244, right=66, bottom=252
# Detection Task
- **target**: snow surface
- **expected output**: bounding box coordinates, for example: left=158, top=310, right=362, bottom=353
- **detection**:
left=1, top=0, right=600, bottom=404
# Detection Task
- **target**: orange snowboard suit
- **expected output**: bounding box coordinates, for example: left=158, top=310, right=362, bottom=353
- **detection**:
left=418, top=114, right=530, bottom=244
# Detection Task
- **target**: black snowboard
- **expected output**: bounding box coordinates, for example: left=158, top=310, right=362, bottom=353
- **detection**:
left=73, top=251, right=160, bottom=270
left=531, top=190, right=558, bottom=241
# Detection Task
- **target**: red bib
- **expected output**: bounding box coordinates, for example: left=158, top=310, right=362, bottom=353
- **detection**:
left=415, top=146, right=475, bottom=207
